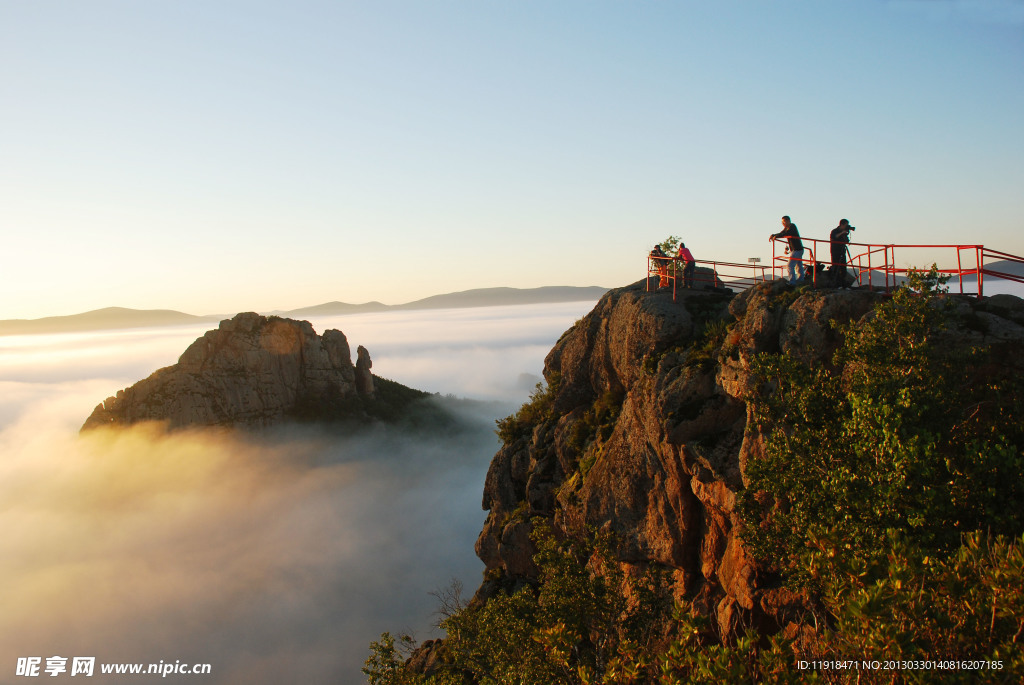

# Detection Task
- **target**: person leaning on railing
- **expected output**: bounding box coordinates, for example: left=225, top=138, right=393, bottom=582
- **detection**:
left=770, top=215, right=805, bottom=285
left=676, top=242, right=696, bottom=289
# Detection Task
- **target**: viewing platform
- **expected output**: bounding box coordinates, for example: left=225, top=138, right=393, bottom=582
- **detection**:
left=648, top=239, right=1024, bottom=300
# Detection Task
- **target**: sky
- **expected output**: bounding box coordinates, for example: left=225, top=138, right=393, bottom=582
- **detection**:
left=2, top=0, right=1022, bottom=319
left=0, top=300, right=596, bottom=683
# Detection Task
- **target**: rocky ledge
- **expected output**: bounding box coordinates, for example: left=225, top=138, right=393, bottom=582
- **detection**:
left=82, top=312, right=400, bottom=431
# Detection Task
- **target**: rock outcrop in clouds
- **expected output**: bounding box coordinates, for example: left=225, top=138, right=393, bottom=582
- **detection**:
left=81, top=312, right=399, bottom=431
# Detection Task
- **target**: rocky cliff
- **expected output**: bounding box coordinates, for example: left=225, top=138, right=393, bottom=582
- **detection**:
left=82, top=312, right=396, bottom=431
left=473, top=280, right=1024, bottom=638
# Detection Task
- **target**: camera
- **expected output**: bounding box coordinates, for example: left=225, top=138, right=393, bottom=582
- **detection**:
left=849, top=225, right=856, bottom=231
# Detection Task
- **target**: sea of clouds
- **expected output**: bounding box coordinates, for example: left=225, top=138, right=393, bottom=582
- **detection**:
left=0, top=301, right=597, bottom=684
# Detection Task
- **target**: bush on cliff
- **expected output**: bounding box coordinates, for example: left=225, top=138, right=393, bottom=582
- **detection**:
left=495, top=374, right=560, bottom=443
left=803, top=529, right=1024, bottom=677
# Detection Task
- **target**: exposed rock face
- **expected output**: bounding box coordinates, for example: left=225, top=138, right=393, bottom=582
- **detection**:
left=82, top=312, right=365, bottom=430
left=355, top=345, right=374, bottom=396
left=473, top=280, right=1024, bottom=638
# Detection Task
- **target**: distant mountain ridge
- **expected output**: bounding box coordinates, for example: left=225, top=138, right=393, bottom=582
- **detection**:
left=0, top=307, right=220, bottom=336
left=282, top=286, right=610, bottom=317
left=0, top=286, right=609, bottom=336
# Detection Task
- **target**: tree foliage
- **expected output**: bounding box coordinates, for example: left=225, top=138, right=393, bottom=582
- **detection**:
left=438, top=521, right=673, bottom=684
left=805, top=530, right=1024, bottom=680
left=495, top=374, right=561, bottom=443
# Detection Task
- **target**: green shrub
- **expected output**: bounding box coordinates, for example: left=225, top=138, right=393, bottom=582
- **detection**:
left=566, top=389, right=625, bottom=479
left=495, top=374, right=561, bottom=443
left=805, top=530, right=1024, bottom=681
left=682, top=319, right=732, bottom=372
left=364, top=632, right=431, bottom=685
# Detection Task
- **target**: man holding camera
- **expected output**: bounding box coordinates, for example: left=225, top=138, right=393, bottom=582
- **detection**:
left=829, top=219, right=855, bottom=286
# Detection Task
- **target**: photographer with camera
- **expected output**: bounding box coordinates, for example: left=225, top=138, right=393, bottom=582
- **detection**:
left=828, top=219, right=855, bottom=287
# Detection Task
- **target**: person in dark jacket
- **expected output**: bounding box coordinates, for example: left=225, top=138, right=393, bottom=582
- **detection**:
left=829, top=219, right=854, bottom=286
left=770, top=215, right=805, bottom=284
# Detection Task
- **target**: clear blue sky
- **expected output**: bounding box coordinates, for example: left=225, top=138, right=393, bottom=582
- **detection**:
left=2, top=0, right=1021, bottom=318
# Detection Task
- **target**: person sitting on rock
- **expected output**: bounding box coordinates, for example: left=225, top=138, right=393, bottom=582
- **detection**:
left=650, top=244, right=671, bottom=288
left=676, top=242, right=696, bottom=289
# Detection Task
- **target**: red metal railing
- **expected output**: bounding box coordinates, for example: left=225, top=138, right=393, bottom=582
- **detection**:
left=646, top=256, right=770, bottom=299
left=769, top=237, right=1024, bottom=298
left=647, top=241, right=1024, bottom=301
left=978, top=247, right=1024, bottom=297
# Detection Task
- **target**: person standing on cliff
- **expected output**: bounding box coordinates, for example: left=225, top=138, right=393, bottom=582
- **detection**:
left=829, top=219, right=854, bottom=287
left=676, top=242, right=696, bottom=288
left=770, top=216, right=805, bottom=285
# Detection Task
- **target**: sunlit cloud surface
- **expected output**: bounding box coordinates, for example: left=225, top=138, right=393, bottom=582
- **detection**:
left=0, top=301, right=594, bottom=683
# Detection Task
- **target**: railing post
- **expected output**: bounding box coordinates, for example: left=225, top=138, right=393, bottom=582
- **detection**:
left=868, top=248, right=873, bottom=291
left=884, top=246, right=889, bottom=292
left=671, top=257, right=677, bottom=301
left=956, top=248, right=964, bottom=295
left=978, top=247, right=984, bottom=298
left=772, top=238, right=777, bottom=281
left=887, top=246, right=892, bottom=292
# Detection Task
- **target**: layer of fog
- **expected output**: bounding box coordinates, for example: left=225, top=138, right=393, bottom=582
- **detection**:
left=942, top=276, right=1024, bottom=298
left=0, top=301, right=596, bottom=684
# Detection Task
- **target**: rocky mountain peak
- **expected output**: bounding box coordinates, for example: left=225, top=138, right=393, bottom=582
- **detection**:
left=82, top=312, right=368, bottom=431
